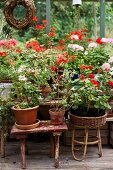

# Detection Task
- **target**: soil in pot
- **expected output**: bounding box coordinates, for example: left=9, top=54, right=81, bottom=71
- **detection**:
left=69, top=108, right=107, bottom=128
left=70, top=107, right=105, bottom=117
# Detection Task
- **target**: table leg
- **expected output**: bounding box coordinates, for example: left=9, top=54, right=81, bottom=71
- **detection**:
left=20, top=138, right=26, bottom=169
left=1, top=128, right=5, bottom=158
left=53, top=132, right=61, bottom=168
left=50, top=134, right=54, bottom=158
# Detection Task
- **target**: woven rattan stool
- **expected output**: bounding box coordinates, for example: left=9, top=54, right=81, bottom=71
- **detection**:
left=71, top=126, right=102, bottom=161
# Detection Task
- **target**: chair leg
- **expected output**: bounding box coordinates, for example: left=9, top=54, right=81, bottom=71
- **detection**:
left=97, top=127, right=102, bottom=157
left=83, top=127, right=88, bottom=158
left=72, top=127, right=88, bottom=161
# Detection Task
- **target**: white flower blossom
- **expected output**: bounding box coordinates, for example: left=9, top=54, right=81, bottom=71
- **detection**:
left=84, top=51, right=88, bottom=55
left=18, top=75, right=27, bottom=81
left=108, top=56, right=113, bottom=63
left=68, top=44, right=84, bottom=51
left=18, top=65, right=27, bottom=73
left=88, top=42, right=98, bottom=48
left=70, top=35, right=79, bottom=40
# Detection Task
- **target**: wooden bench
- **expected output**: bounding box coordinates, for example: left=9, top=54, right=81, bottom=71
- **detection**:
left=10, top=121, right=68, bottom=169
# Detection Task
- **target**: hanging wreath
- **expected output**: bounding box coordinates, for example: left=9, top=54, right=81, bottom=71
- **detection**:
left=4, top=0, right=36, bottom=30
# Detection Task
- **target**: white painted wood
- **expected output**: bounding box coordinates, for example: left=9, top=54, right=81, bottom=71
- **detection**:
left=0, top=83, right=12, bottom=100
left=72, top=0, right=82, bottom=5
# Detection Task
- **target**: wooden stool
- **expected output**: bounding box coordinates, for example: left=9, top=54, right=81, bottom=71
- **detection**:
left=72, top=126, right=102, bottom=161
left=10, top=121, right=68, bottom=169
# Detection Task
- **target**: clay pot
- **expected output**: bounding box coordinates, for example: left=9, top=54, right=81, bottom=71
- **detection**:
left=49, top=108, right=65, bottom=125
left=12, top=106, right=39, bottom=125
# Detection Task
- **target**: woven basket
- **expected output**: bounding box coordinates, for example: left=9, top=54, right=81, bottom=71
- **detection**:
left=69, top=112, right=107, bottom=128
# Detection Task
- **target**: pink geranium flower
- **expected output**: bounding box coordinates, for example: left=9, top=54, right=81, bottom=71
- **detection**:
left=101, top=63, right=110, bottom=72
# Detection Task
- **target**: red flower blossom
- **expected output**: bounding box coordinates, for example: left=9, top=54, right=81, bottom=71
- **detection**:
left=32, top=17, right=38, bottom=22
left=48, top=32, right=56, bottom=37
left=42, top=20, right=48, bottom=26
left=58, top=39, right=65, bottom=44
left=88, top=66, right=93, bottom=69
left=80, top=65, right=93, bottom=70
left=80, top=74, right=85, bottom=80
left=71, top=55, right=77, bottom=59
left=56, top=55, right=68, bottom=65
left=16, top=49, right=22, bottom=53
left=90, top=79, right=99, bottom=88
left=108, top=81, right=113, bottom=87
left=50, top=27, right=56, bottom=32
left=88, top=74, right=95, bottom=79
left=35, top=25, right=44, bottom=30
left=50, top=66, right=58, bottom=72
left=26, top=40, right=39, bottom=49
left=96, top=38, right=104, bottom=44
left=0, top=51, right=7, bottom=57
left=55, top=46, right=65, bottom=51
left=87, top=38, right=93, bottom=42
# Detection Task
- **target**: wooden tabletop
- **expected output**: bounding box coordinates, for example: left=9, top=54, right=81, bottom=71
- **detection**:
left=10, top=121, right=68, bottom=135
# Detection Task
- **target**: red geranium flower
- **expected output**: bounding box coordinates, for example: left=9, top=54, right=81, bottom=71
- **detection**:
left=48, top=32, right=56, bottom=37
left=32, top=17, right=38, bottom=22
left=58, top=39, right=65, bottom=45
left=96, top=38, right=104, bottom=44
left=55, top=46, right=65, bottom=51
left=88, top=74, right=95, bottom=79
left=90, top=79, right=99, bottom=88
left=42, top=20, right=48, bottom=26
left=80, top=74, right=85, bottom=80
left=0, top=51, right=7, bottom=57
left=108, top=81, right=113, bottom=87
left=50, top=27, right=56, bottom=32
left=35, top=25, right=44, bottom=30
left=50, top=66, right=58, bottom=72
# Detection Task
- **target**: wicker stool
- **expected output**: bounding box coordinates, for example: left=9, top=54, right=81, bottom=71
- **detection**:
left=71, top=126, right=102, bottom=161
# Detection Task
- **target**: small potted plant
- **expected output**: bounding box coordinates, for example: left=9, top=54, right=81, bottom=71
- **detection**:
left=10, top=48, right=47, bottom=129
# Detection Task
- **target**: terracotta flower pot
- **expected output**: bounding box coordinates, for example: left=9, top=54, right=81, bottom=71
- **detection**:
left=12, top=106, right=39, bottom=125
left=49, top=108, right=65, bottom=125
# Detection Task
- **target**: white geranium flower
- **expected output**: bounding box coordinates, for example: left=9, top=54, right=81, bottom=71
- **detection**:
left=108, top=56, right=113, bottom=63
left=70, top=35, right=79, bottom=40
left=18, top=65, right=27, bottom=73
left=88, top=42, right=98, bottom=48
left=68, top=44, right=84, bottom=51
left=18, top=75, right=27, bottom=81
left=84, top=51, right=88, bottom=55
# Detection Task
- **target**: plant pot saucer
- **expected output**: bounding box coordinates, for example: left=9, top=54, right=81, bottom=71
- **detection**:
left=15, top=119, right=40, bottom=130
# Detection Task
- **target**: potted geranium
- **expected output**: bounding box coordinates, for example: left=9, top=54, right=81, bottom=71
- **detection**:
left=66, top=34, right=113, bottom=126
left=10, top=47, right=50, bottom=129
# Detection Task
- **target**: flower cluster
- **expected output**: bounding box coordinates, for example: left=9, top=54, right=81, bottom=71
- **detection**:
left=0, top=39, right=21, bottom=82
left=1, top=16, right=113, bottom=112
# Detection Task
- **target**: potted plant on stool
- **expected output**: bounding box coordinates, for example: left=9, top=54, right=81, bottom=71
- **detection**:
left=10, top=48, right=49, bottom=129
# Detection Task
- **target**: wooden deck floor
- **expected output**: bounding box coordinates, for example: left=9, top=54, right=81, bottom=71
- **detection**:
left=1, top=140, right=113, bottom=170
